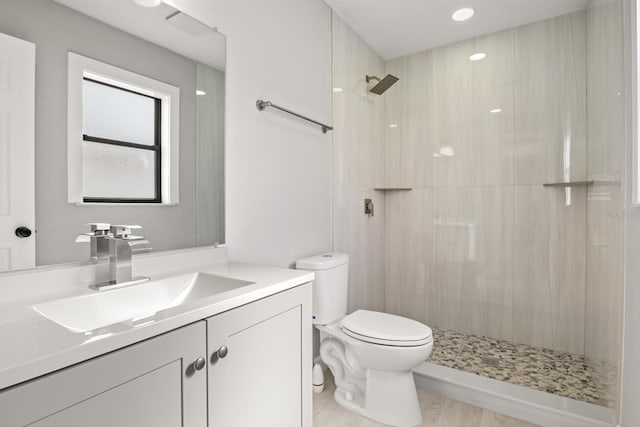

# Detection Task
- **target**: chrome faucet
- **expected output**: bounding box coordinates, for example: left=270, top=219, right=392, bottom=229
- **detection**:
left=108, top=225, right=151, bottom=286
left=75, top=223, right=111, bottom=263
left=77, top=223, right=151, bottom=290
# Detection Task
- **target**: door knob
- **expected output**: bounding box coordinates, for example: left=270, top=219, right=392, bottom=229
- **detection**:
left=15, top=227, right=32, bottom=238
left=193, top=357, right=206, bottom=371
left=217, top=346, right=228, bottom=358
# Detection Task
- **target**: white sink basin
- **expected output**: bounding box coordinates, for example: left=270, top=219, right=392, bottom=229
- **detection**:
left=33, top=273, right=253, bottom=333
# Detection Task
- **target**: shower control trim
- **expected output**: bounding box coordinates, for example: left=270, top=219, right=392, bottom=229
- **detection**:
left=364, top=199, right=374, bottom=218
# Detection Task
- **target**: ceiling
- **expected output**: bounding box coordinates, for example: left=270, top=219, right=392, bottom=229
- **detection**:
left=324, top=0, right=589, bottom=60
left=53, top=0, right=226, bottom=70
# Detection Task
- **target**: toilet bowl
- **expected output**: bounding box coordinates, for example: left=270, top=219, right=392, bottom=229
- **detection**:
left=317, top=310, right=432, bottom=427
left=296, top=253, right=433, bottom=427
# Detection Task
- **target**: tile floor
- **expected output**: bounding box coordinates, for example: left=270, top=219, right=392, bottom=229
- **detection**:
left=314, top=371, right=539, bottom=427
left=429, top=328, right=616, bottom=407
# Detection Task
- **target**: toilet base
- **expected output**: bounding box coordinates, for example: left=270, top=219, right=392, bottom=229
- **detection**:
left=333, top=368, right=422, bottom=427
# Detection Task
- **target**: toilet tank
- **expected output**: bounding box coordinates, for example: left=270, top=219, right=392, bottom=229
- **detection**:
left=296, top=253, right=348, bottom=325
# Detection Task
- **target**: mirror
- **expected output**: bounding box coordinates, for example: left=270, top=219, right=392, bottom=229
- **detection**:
left=0, top=0, right=225, bottom=271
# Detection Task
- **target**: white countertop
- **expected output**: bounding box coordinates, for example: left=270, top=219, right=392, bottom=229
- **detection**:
left=0, top=261, right=314, bottom=391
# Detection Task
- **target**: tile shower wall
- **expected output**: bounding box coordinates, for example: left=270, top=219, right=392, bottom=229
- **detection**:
left=380, top=4, right=625, bottom=411
left=332, top=13, right=386, bottom=313
left=383, top=11, right=588, bottom=355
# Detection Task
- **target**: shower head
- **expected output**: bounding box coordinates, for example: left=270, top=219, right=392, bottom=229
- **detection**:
left=366, top=74, right=399, bottom=95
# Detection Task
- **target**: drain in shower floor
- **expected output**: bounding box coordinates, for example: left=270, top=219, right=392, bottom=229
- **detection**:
left=480, top=356, right=500, bottom=367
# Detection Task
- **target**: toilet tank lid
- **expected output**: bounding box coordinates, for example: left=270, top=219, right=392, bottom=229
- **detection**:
left=296, top=253, right=348, bottom=270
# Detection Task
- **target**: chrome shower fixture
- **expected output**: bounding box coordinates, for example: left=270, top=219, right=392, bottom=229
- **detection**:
left=366, top=74, right=399, bottom=95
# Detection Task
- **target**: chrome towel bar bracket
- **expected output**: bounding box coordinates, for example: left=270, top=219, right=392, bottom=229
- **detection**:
left=256, top=99, right=333, bottom=134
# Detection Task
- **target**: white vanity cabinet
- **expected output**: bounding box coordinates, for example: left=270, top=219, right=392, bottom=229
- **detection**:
left=207, top=284, right=312, bottom=427
left=0, top=282, right=312, bottom=427
left=0, top=321, right=208, bottom=427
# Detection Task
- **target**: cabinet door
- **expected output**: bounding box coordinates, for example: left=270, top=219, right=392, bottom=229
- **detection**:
left=208, top=284, right=312, bottom=427
left=0, top=322, right=207, bottom=427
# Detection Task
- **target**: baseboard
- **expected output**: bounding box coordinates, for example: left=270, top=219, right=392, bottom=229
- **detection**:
left=414, top=362, right=616, bottom=427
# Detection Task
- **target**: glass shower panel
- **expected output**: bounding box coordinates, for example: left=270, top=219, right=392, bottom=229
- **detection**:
left=377, top=0, right=625, bottom=410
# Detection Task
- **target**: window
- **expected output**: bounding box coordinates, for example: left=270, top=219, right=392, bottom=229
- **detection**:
left=82, top=78, right=162, bottom=203
left=67, top=53, right=180, bottom=205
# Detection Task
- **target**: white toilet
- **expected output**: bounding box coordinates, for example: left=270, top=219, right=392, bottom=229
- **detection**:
left=297, top=253, right=433, bottom=427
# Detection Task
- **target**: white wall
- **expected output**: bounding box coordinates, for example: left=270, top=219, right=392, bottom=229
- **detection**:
left=621, top=0, right=640, bottom=423
left=168, top=0, right=332, bottom=268
left=621, top=214, right=640, bottom=426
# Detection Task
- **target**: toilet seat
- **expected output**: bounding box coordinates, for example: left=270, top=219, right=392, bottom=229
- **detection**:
left=341, top=310, right=433, bottom=347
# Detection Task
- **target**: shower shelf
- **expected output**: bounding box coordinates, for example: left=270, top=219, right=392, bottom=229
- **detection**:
left=373, top=188, right=413, bottom=191
left=542, top=181, right=594, bottom=188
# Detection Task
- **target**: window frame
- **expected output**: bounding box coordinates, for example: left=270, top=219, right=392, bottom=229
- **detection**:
left=82, top=77, right=163, bottom=204
left=67, top=52, right=180, bottom=206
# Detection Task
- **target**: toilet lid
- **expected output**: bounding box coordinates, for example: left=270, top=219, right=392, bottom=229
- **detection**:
left=341, top=310, right=432, bottom=347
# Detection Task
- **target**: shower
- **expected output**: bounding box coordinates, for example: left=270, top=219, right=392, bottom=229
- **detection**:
left=332, top=0, right=626, bottom=417
left=366, top=74, right=399, bottom=94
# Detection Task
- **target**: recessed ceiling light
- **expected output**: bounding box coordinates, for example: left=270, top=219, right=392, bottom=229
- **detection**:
left=490, top=108, right=502, bottom=113
left=389, top=124, right=399, bottom=128
left=452, top=8, right=475, bottom=22
left=134, top=0, right=162, bottom=7
left=433, top=153, right=441, bottom=158
left=333, top=87, right=343, bottom=93
left=469, top=52, right=486, bottom=61
left=196, top=90, right=206, bottom=96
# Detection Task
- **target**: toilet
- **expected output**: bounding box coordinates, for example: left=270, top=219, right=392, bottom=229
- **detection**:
left=296, top=253, right=433, bottom=427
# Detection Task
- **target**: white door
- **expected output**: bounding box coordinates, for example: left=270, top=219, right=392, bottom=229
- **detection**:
left=0, top=32, right=35, bottom=271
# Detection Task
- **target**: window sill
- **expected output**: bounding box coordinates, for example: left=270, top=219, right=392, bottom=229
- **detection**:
left=72, top=202, right=178, bottom=207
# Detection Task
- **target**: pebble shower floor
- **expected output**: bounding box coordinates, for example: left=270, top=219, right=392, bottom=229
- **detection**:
left=429, top=328, right=616, bottom=407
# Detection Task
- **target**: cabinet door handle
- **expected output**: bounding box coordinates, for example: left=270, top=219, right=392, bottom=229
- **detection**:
left=217, top=346, right=228, bottom=359
left=194, top=357, right=206, bottom=371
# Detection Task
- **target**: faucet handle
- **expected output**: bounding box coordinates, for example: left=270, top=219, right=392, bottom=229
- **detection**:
left=75, top=234, right=92, bottom=243
left=88, top=223, right=110, bottom=233
left=76, top=222, right=113, bottom=243
left=110, top=225, right=143, bottom=239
